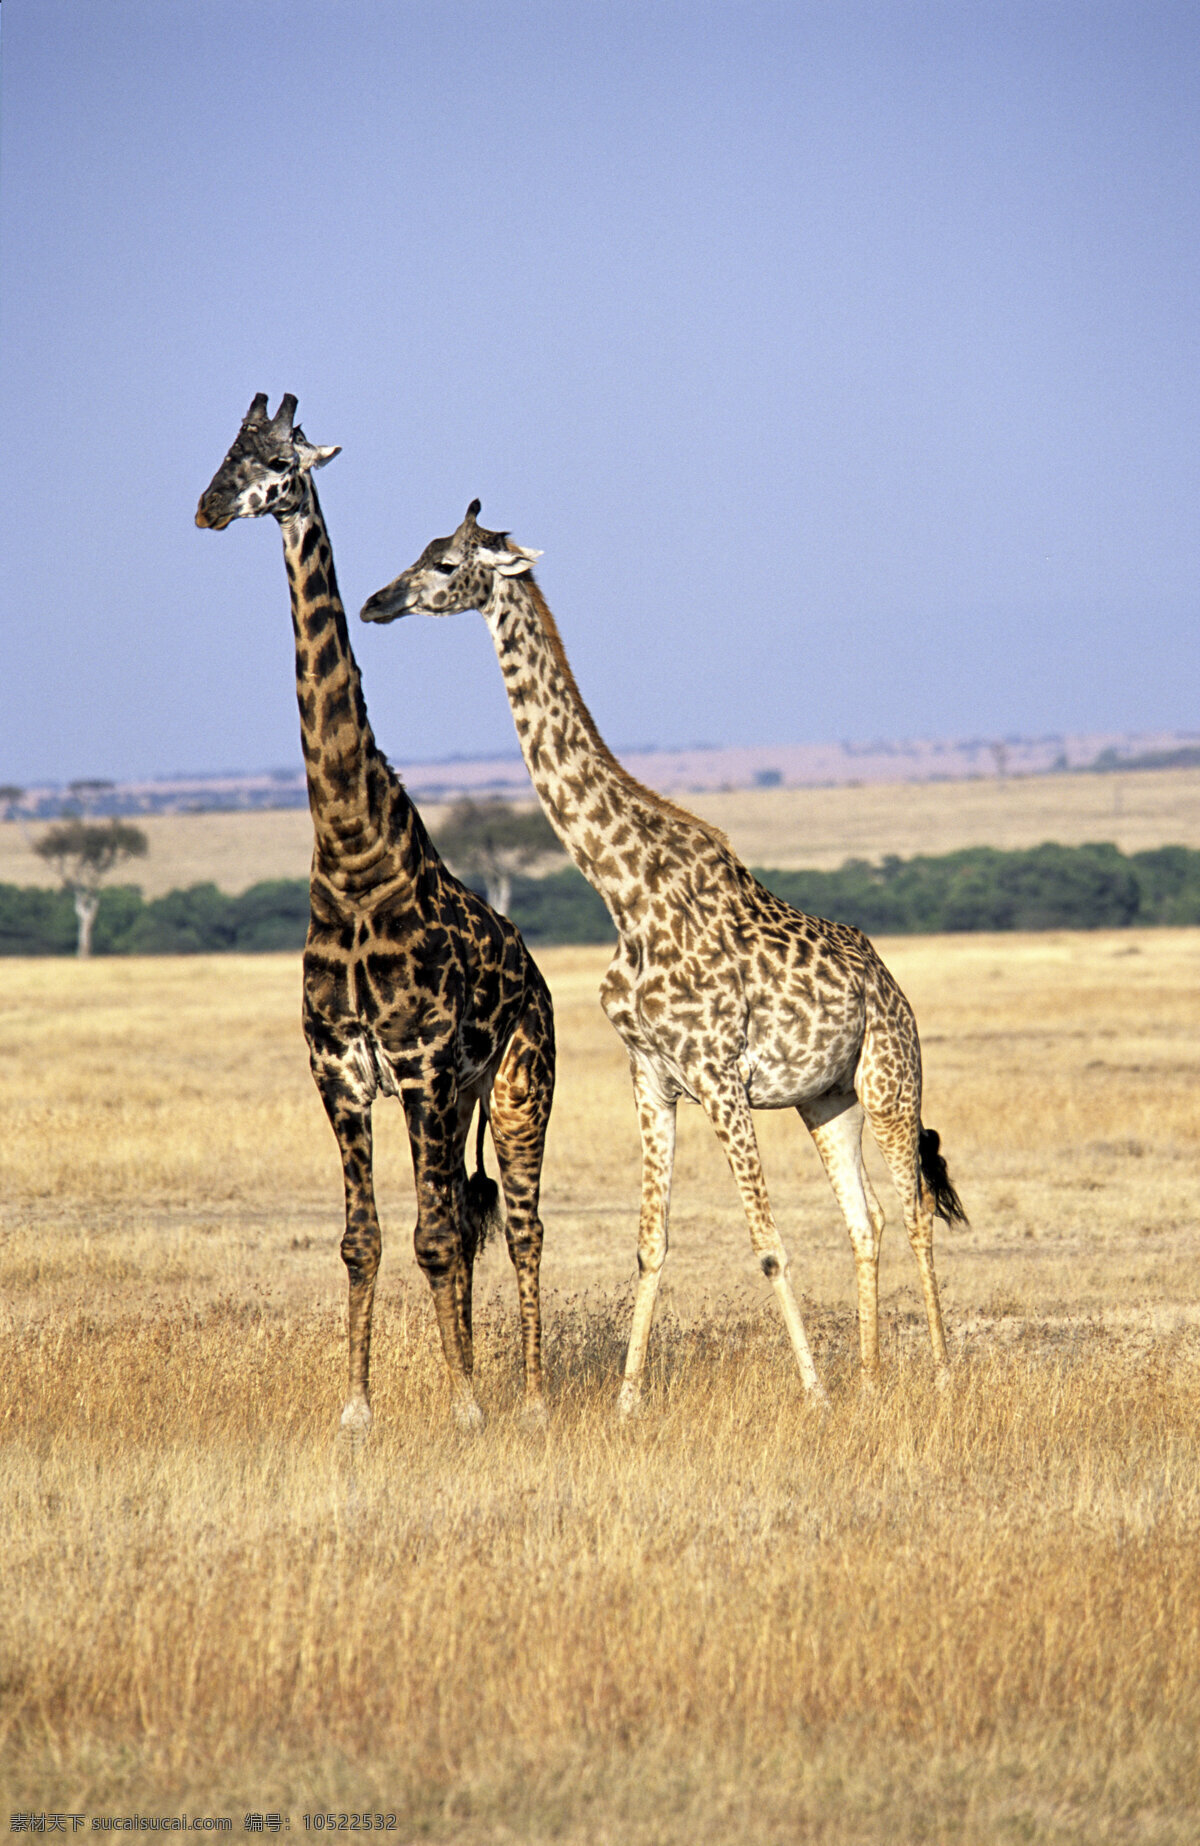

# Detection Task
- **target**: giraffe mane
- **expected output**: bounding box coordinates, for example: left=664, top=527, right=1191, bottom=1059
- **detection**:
left=522, top=577, right=731, bottom=850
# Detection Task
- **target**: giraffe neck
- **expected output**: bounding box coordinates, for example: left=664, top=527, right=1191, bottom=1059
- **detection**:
left=279, top=484, right=417, bottom=891
left=482, top=574, right=716, bottom=922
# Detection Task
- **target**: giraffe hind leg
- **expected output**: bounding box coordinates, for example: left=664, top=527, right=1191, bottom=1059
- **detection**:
left=403, top=1078, right=484, bottom=1429
left=800, top=1092, right=886, bottom=1379
left=451, top=1092, right=486, bottom=1374
left=871, top=1108, right=950, bottom=1370
left=488, top=982, right=555, bottom=1420
left=464, top=1084, right=505, bottom=1254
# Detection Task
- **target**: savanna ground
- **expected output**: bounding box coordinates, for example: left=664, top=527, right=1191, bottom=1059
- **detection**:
left=1, top=932, right=1199, bottom=1842
left=3, top=762, right=1200, bottom=892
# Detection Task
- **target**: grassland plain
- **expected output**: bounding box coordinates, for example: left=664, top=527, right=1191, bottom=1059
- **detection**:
left=3, top=763, right=1200, bottom=894
left=1, top=935, right=1198, bottom=1843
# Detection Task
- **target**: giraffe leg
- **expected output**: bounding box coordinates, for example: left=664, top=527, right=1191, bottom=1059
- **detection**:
left=871, top=1109, right=949, bottom=1370
left=800, top=1093, right=887, bottom=1380
left=700, top=1073, right=829, bottom=1405
left=402, top=1076, right=484, bottom=1429
left=489, top=982, right=555, bottom=1421
left=617, top=1062, right=677, bottom=1418
left=311, top=1062, right=382, bottom=1439
left=451, top=1093, right=483, bottom=1377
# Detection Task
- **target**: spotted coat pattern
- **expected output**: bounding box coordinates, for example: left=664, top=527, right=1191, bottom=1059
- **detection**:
left=197, top=411, right=554, bottom=1431
left=363, top=503, right=963, bottom=1408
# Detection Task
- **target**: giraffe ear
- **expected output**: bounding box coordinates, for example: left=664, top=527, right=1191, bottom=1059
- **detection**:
left=496, top=544, right=542, bottom=577
left=483, top=539, right=542, bottom=575
left=295, top=440, right=342, bottom=474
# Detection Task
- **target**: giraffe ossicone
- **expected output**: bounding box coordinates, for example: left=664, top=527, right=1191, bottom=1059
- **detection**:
left=363, top=501, right=966, bottom=1411
left=197, top=410, right=556, bottom=1433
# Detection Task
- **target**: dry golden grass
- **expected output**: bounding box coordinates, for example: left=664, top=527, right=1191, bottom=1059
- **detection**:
left=693, top=764, right=1200, bottom=870
left=2, top=936, right=1199, bottom=1841
left=3, top=762, right=1200, bottom=893
left=0, top=808, right=320, bottom=899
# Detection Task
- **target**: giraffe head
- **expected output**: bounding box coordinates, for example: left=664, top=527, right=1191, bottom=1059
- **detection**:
left=359, top=500, right=542, bottom=625
left=195, top=393, right=340, bottom=530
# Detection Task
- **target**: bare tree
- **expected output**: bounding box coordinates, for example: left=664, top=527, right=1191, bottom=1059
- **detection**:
left=431, top=799, right=561, bottom=915
left=35, top=819, right=148, bottom=958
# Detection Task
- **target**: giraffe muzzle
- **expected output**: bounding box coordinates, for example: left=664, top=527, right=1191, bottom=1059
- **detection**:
left=359, top=582, right=414, bottom=625
left=194, top=500, right=233, bottom=531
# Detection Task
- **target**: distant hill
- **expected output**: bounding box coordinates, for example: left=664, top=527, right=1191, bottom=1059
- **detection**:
left=4, top=760, right=1200, bottom=898
left=5, top=727, right=1198, bottom=818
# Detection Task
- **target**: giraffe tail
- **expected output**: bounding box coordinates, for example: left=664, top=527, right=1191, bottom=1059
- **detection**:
left=464, top=1102, right=505, bottom=1252
left=918, top=1126, right=968, bottom=1226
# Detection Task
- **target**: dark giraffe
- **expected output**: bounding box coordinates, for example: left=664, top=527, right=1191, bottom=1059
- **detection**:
left=196, top=407, right=555, bottom=1430
left=362, top=501, right=965, bottom=1412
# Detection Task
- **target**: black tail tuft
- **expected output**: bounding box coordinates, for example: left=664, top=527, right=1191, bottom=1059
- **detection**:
left=919, top=1126, right=968, bottom=1226
left=464, top=1104, right=505, bottom=1252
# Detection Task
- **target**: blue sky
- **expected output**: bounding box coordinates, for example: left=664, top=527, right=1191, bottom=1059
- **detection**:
left=1, top=1, right=1196, bottom=784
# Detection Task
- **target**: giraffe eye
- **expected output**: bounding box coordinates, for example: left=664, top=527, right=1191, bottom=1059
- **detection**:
left=432, top=560, right=457, bottom=575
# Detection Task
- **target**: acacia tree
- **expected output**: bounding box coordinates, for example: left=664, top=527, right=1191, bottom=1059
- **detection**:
left=432, top=798, right=561, bottom=916
left=68, top=777, right=116, bottom=814
left=35, top=819, right=149, bottom=958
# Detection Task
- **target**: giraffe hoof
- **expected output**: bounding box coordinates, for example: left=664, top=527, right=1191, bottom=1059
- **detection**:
left=453, top=1396, right=485, bottom=1433
left=337, top=1402, right=371, bottom=1457
left=519, top=1396, right=549, bottom=1430
left=617, top=1380, right=643, bottom=1420
left=339, top=1400, right=372, bottom=1435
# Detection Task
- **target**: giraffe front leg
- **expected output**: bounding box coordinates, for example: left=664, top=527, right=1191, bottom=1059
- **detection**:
left=702, top=1071, right=829, bottom=1407
left=618, top=1062, right=677, bottom=1419
left=312, top=1060, right=382, bottom=1442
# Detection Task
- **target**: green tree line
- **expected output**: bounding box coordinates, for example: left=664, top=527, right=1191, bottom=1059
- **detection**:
left=759, top=842, right=1200, bottom=934
left=2, top=843, right=1199, bottom=956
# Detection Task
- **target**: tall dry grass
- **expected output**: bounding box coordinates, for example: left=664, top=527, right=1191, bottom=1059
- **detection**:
left=2, top=936, right=1199, bottom=1840
left=3, top=1297, right=1199, bottom=1841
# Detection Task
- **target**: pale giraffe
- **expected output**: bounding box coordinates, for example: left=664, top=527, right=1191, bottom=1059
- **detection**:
left=362, top=502, right=965, bottom=1412
left=196, top=411, right=555, bottom=1431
